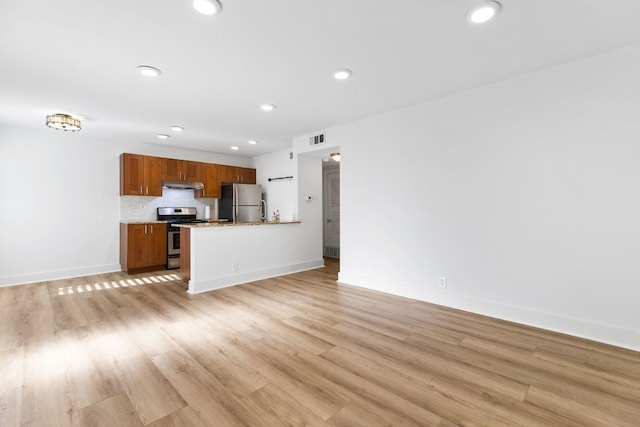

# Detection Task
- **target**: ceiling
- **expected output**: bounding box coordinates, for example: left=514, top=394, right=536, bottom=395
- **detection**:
left=2, top=0, right=640, bottom=157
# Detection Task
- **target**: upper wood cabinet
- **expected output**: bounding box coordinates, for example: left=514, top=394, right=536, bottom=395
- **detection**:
left=120, top=153, right=162, bottom=196
left=243, top=167, right=256, bottom=184
left=219, top=165, right=256, bottom=184
left=162, top=158, right=201, bottom=182
left=121, top=153, right=256, bottom=198
left=195, top=163, right=221, bottom=199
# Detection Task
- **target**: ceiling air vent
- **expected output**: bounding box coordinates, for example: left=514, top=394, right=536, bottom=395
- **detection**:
left=309, top=133, right=326, bottom=146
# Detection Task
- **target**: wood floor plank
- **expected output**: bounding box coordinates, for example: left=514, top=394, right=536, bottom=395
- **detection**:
left=96, top=332, right=187, bottom=425
left=58, top=327, right=124, bottom=410
left=151, top=349, right=269, bottom=427
left=20, top=338, right=82, bottom=427
left=161, top=320, right=269, bottom=398
left=146, top=406, right=207, bottom=427
left=0, top=347, right=24, bottom=427
left=525, top=386, right=639, bottom=427
left=242, top=383, right=331, bottom=427
left=2, top=258, right=639, bottom=426
left=328, top=402, right=394, bottom=427
left=77, top=393, right=143, bottom=427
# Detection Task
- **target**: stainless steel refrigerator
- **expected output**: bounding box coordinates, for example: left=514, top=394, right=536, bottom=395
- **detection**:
left=220, top=183, right=266, bottom=223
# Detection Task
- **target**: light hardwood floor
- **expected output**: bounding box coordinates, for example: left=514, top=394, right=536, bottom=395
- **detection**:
left=1, top=258, right=639, bottom=426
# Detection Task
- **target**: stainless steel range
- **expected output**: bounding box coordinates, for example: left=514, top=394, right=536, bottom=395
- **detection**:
left=157, top=207, right=207, bottom=269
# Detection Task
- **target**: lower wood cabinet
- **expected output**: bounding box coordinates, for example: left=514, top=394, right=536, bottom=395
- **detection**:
left=120, top=223, right=167, bottom=273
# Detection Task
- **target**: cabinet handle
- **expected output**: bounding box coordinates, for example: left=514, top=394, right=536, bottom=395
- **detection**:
left=145, top=186, right=149, bottom=195
left=145, top=225, right=148, bottom=234
left=140, top=185, right=143, bottom=195
left=150, top=225, right=153, bottom=233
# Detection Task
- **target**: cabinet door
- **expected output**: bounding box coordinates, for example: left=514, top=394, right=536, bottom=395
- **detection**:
left=183, top=161, right=201, bottom=182
left=143, top=156, right=163, bottom=196
left=219, top=165, right=237, bottom=183
left=242, top=168, right=256, bottom=184
left=127, top=224, right=149, bottom=268
left=120, top=153, right=144, bottom=195
left=147, top=223, right=167, bottom=266
left=162, top=158, right=182, bottom=181
left=196, top=163, right=221, bottom=199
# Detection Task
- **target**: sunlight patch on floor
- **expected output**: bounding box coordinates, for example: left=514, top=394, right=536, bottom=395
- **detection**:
left=56, top=273, right=181, bottom=296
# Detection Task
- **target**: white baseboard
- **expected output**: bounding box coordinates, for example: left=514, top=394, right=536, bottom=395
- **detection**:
left=0, top=264, right=122, bottom=288
left=188, top=259, right=325, bottom=294
left=338, top=272, right=640, bottom=352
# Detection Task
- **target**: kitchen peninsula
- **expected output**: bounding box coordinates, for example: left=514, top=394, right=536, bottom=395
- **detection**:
left=177, top=220, right=323, bottom=294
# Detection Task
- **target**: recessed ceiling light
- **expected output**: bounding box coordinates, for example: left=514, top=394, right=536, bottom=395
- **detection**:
left=230, top=146, right=239, bottom=150
left=156, top=134, right=170, bottom=140
left=193, top=0, right=222, bottom=15
left=248, top=140, right=258, bottom=145
left=333, top=69, right=352, bottom=80
left=170, top=126, right=184, bottom=132
left=137, top=65, right=162, bottom=77
left=260, top=104, right=276, bottom=111
left=466, top=1, right=501, bottom=24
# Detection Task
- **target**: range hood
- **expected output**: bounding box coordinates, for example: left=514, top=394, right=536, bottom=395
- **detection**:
left=162, top=180, right=204, bottom=190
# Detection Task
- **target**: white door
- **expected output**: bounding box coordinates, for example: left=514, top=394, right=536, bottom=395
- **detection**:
left=323, top=168, right=340, bottom=258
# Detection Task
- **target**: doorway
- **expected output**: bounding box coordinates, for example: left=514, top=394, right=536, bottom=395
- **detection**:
left=323, top=161, right=340, bottom=258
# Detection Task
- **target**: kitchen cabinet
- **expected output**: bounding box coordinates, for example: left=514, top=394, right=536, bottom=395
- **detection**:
left=220, top=165, right=256, bottom=184
left=120, top=223, right=167, bottom=273
left=195, top=163, right=221, bottom=199
left=162, top=158, right=201, bottom=182
left=120, top=153, right=163, bottom=196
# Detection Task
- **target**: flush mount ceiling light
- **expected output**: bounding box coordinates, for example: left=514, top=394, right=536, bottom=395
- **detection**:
left=193, top=0, right=222, bottom=15
left=248, top=140, right=258, bottom=145
left=333, top=69, right=352, bottom=80
left=46, top=113, right=81, bottom=132
left=260, top=104, right=276, bottom=112
left=136, top=65, right=162, bottom=77
left=230, top=146, right=239, bottom=150
left=466, top=1, right=501, bottom=24
left=330, top=152, right=341, bottom=162
left=156, top=134, right=170, bottom=140
left=170, top=125, right=184, bottom=132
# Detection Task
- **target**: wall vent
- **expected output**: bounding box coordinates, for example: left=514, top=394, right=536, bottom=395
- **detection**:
left=324, top=246, right=340, bottom=258
left=309, top=133, right=326, bottom=146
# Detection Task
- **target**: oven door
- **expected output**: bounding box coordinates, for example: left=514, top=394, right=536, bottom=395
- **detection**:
left=168, top=229, right=180, bottom=256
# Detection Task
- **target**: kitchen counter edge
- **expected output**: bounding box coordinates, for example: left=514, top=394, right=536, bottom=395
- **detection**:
left=174, top=220, right=301, bottom=228
left=119, top=220, right=230, bottom=225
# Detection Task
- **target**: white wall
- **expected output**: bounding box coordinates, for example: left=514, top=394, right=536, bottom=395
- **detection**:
left=0, top=124, right=251, bottom=286
left=254, top=149, right=297, bottom=221
left=332, top=45, right=640, bottom=351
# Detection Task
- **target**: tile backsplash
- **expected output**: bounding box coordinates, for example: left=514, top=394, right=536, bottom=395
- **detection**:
left=120, top=188, right=218, bottom=221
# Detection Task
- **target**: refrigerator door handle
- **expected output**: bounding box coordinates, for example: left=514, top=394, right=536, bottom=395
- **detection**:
left=233, top=185, right=238, bottom=223
left=260, top=200, right=267, bottom=221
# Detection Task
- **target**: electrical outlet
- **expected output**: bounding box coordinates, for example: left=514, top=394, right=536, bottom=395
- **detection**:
left=232, top=261, right=239, bottom=272
left=139, top=204, right=146, bottom=210
left=439, top=276, right=447, bottom=288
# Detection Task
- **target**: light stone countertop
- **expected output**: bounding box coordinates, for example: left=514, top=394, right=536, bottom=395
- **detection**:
left=119, top=219, right=231, bottom=225
left=174, top=220, right=301, bottom=228
left=120, top=220, right=168, bottom=224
